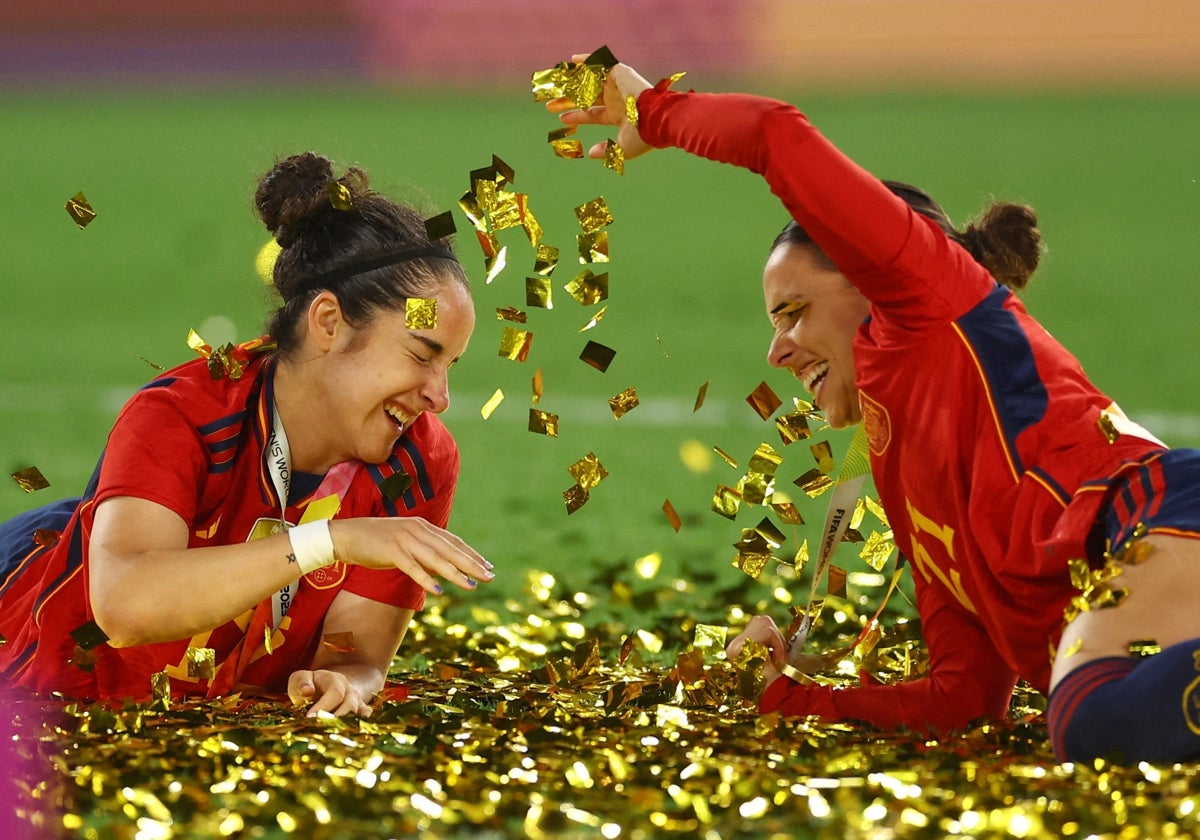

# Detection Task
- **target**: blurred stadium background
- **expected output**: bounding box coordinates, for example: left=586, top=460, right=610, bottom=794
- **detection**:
left=2, top=1, right=1197, bottom=613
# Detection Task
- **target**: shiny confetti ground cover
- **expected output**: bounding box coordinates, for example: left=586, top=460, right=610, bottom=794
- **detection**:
left=3, top=87, right=1200, bottom=838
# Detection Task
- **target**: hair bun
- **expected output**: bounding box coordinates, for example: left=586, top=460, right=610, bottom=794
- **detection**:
left=961, top=203, right=1043, bottom=291
left=255, top=152, right=339, bottom=248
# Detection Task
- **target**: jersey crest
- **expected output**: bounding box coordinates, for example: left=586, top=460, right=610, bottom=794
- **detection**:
left=858, top=390, right=892, bottom=456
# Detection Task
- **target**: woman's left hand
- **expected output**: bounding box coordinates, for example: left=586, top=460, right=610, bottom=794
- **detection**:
left=287, top=668, right=374, bottom=717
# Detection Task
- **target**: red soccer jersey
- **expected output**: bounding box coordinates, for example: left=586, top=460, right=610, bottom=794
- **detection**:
left=0, top=351, right=458, bottom=701
left=639, top=87, right=1163, bottom=730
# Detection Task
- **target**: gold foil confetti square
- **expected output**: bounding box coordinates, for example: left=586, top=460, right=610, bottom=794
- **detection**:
left=608, top=386, right=639, bottom=419
left=811, top=440, right=836, bottom=474
left=322, top=632, right=358, bottom=654
left=713, top=445, right=738, bottom=469
left=11, top=467, right=50, bottom=493
left=532, top=369, right=543, bottom=405
left=793, top=538, right=811, bottom=573
left=564, top=269, right=609, bottom=305
left=712, top=484, right=742, bottom=520
left=548, top=125, right=578, bottom=142
left=424, top=210, right=456, bottom=240
left=733, top=552, right=771, bottom=580
left=575, top=198, right=613, bottom=233
left=529, top=408, right=560, bottom=437
left=754, top=517, right=787, bottom=549
left=328, top=182, right=353, bottom=211
left=794, top=468, right=834, bottom=498
left=552, top=140, right=585, bottom=159
left=625, top=94, right=639, bottom=125
left=379, top=471, right=413, bottom=502
left=185, top=646, right=216, bottom=680
left=859, top=530, right=895, bottom=571
left=480, top=389, right=505, bottom=420
left=499, top=326, right=533, bottom=362
left=776, top=410, right=813, bottom=445
left=662, top=499, right=682, bottom=532
left=484, top=244, right=508, bottom=285
left=577, top=231, right=610, bottom=264
left=579, top=305, right=608, bottom=333
left=828, top=565, right=847, bottom=598
left=749, top=442, right=784, bottom=477
left=694, top=381, right=709, bottom=412
left=525, top=276, right=554, bottom=309
left=69, top=620, right=109, bottom=651
left=771, top=501, right=804, bottom=525
left=405, top=298, right=438, bottom=330
left=568, top=452, right=609, bottom=490
left=740, top=472, right=775, bottom=506
left=32, top=529, right=60, bottom=549
left=65, top=191, right=97, bottom=228
left=563, top=483, right=590, bottom=514
left=693, top=624, right=727, bottom=653
left=603, top=141, right=625, bottom=175
left=746, top=381, right=783, bottom=420
left=1098, top=413, right=1120, bottom=444
left=580, top=340, right=616, bottom=372
left=496, top=306, right=527, bottom=323
left=151, top=670, right=171, bottom=707
left=534, top=243, right=560, bottom=276
left=522, top=204, right=544, bottom=248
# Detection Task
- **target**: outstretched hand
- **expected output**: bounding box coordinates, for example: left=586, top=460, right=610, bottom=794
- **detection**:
left=328, top=516, right=493, bottom=596
left=547, top=57, right=654, bottom=161
left=288, top=669, right=373, bottom=717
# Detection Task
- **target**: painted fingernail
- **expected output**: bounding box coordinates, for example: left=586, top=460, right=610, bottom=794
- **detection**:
left=466, top=577, right=478, bottom=588
left=434, top=584, right=444, bottom=595
left=482, top=558, right=494, bottom=570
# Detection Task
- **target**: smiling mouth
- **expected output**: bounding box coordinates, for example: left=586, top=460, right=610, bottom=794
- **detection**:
left=799, top=361, right=829, bottom=398
left=384, top=405, right=413, bottom=433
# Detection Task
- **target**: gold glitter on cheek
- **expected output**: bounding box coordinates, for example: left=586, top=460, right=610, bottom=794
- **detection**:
left=529, top=408, right=559, bottom=437
left=608, top=386, right=639, bottom=419
left=498, top=326, right=533, bottom=362
left=11, top=466, right=50, bottom=493
left=65, top=191, right=97, bottom=228
left=405, top=298, right=438, bottom=330
left=480, top=389, right=505, bottom=420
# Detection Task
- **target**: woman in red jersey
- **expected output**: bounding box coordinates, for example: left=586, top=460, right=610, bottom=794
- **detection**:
left=0, top=152, right=492, bottom=716
left=552, top=59, right=1200, bottom=763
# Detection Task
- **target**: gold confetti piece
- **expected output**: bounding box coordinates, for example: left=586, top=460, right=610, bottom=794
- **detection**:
left=733, top=552, right=771, bottom=580
left=480, top=388, right=505, bottom=420
left=405, top=298, right=438, bottom=329
left=11, top=466, right=50, bottom=493
left=577, top=231, right=610, bottom=263
left=563, top=483, right=589, bottom=514
left=532, top=369, right=543, bottom=405
left=608, top=386, right=639, bottom=419
left=858, top=530, right=896, bottom=571
left=694, top=382, right=710, bottom=412
left=321, top=632, right=357, bottom=654
left=794, top=468, right=834, bottom=498
left=580, top=340, right=616, bottom=372
left=531, top=46, right=617, bottom=106
left=577, top=306, right=607, bottom=334
left=603, top=141, right=625, bottom=175
left=496, top=306, right=527, bottom=323
left=424, top=210, right=457, bottom=240
left=65, top=191, right=97, bottom=228
left=69, top=620, right=108, bottom=650
left=529, top=408, right=559, bottom=437
left=749, top=442, right=784, bottom=477
left=498, top=326, right=533, bottom=362
left=771, top=502, right=804, bottom=525
left=551, top=139, right=586, bottom=159
left=827, top=565, right=847, bottom=598
left=378, top=471, right=413, bottom=502
left=1097, top=412, right=1120, bottom=443
left=564, top=269, right=609, bottom=305
left=1129, top=639, right=1161, bottom=658
left=484, top=244, right=508, bottom=285
left=573, top=193, right=614, bottom=229
left=548, top=125, right=578, bottom=142
left=534, top=243, right=560, bottom=276
left=712, top=484, right=742, bottom=520
left=746, top=381, right=783, bottom=420
left=150, top=670, right=171, bottom=708
left=263, top=623, right=276, bottom=655
left=741, top=470, right=775, bottom=506
left=328, top=181, right=353, bottom=211
left=734, top=529, right=772, bottom=554
left=185, top=646, right=216, bottom=680
left=634, top=552, right=662, bottom=579
left=525, top=276, right=553, bottom=309
left=850, top=497, right=867, bottom=530
left=713, top=445, right=739, bottom=469
left=811, top=440, right=836, bottom=473
left=693, top=624, right=727, bottom=653
left=625, top=94, right=639, bottom=125
left=776, top=410, right=812, bottom=445
left=32, top=528, right=60, bottom=549
left=662, top=499, right=682, bottom=532
left=793, top=538, right=811, bottom=573
left=1061, top=636, right=1084, bottom=660
left=522, top=203, right=544, bottom=248
left=866, top=496, right=890, bottom=527
left=67, top=644, right=96, bottom=673
left=754, top=517, right=787, bottom=549
left=255, top=239, right=281, bottom=283
left=568, top=452, right=609, bottom=490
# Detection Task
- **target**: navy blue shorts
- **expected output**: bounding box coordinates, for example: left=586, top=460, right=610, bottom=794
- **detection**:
left=1101, top=448, right=1200, bottom=554
left=0, top=497, right=78, bottom=588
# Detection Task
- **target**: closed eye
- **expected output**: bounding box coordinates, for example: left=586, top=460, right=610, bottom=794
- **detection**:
left=770, top=301, right=806, bottom=329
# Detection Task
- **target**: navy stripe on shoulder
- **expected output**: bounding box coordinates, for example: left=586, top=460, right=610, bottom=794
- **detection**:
left=139, top=377, right=177, bottom=391
left=366, top=463, right=400, bottom=516
left=399, top=437, right=435, bottom=502
left=199, top=411, right=246, bottom=437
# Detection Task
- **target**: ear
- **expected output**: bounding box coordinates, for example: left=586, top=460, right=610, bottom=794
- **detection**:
left=305, top=291, right=345, bottom=353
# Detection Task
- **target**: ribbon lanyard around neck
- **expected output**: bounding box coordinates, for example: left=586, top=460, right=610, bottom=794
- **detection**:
left=266, top=403, right=295, bottom=630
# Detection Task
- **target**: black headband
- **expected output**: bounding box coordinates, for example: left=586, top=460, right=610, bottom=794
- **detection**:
left=294, top=245, right=459, bottom=295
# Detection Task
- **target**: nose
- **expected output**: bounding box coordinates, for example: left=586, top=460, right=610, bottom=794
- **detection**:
left=421, top=366, right=451, bottom=414
left=767, top=330, right=795, bottom=369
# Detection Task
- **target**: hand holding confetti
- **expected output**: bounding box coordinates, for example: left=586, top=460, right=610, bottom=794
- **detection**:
left=544, top=53, right=654, bottom=161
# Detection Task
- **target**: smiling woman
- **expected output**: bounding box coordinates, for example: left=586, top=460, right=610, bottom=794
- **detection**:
left=0, top=152, right=491, bottom=717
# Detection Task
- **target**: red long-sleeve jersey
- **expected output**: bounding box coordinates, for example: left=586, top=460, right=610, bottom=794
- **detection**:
left=638, top=85, right=1163, bottom=730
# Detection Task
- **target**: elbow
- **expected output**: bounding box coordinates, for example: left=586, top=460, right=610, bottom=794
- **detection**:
left=90, top=594, right=153, bottom=649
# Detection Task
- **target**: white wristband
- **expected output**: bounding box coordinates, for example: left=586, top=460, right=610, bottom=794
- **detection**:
left=288, top=520, right=336, bottom=576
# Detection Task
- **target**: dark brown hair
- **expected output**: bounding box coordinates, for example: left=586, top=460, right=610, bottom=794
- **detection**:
left=255, top=151, right=470, bottom=354
left=770, top=180, right=1044, bottom=292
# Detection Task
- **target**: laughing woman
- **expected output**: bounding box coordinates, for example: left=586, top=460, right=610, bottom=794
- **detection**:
left=0, top=152, right=493, bottom=716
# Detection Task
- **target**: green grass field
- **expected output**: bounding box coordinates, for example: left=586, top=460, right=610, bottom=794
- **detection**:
left=5, top=82, right=1200, bottom=839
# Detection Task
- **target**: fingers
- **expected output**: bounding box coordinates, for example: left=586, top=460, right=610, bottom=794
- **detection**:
left=726, top=615, right=789, bottom=664
left=287, top=670, right=316, bottom=708
left=300, top=671, right=371, bottom=718
left=331, top=518, right=495, bottom=596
